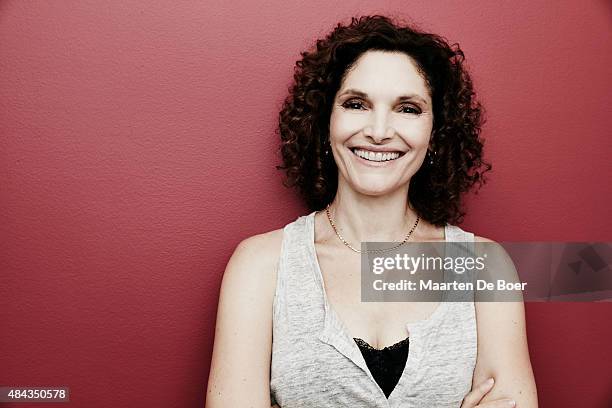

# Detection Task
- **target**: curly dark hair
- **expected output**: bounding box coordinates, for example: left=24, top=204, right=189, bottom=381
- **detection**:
left=276, top=15, right=492, bottom=226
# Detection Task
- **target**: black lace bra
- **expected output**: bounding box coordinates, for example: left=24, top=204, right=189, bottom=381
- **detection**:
left=353, top=336, right=410, bottom=398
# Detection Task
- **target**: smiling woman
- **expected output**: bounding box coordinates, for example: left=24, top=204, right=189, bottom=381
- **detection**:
left=329, top=51, right=434, bottom=196
left=206, top=15, right=538, bottom=408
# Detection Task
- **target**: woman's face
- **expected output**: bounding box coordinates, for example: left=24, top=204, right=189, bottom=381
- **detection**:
left=329, top=50, right=434, bottom=196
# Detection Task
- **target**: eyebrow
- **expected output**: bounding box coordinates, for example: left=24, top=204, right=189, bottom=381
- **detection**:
left=338, top=88, right=429, bottom=106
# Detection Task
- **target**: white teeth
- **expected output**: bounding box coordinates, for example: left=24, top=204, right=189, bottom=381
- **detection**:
left=353, top=148, right=401, bottom=162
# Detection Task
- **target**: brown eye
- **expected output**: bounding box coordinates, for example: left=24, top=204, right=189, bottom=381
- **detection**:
left=400, top=105, right=421, bottom=115
left=342, top=99, right=365, bottom=110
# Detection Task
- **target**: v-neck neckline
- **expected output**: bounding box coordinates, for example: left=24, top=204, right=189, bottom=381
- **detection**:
left=306, top=210, right=452, bottom=405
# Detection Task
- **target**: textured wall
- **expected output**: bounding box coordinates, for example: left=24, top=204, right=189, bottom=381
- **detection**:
left=1, top=1, right=611, bottom=407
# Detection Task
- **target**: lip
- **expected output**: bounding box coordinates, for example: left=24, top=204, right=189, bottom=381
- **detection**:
left=349, top=146, right=407, bottom=167
left=350, top=145, right=406, bottom=154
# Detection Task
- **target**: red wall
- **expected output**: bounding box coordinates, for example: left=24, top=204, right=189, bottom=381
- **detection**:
left=1, top=1, right=610, bottom=407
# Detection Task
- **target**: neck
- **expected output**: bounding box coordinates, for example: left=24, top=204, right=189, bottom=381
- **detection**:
left=328, top=180, right=418, bottom=243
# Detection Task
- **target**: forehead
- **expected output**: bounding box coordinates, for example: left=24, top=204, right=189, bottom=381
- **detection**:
left=339, top=50, right=430, bottom=101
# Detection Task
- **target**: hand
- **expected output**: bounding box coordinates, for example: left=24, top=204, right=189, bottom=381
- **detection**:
left=460, top=378, right=516, bottom=408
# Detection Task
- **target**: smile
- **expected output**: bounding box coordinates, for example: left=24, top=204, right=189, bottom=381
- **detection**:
left=350, top=148, right=405, bottom=162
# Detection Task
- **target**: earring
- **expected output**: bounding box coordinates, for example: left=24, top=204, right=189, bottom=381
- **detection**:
left=428, top=150, right=436, bottom=165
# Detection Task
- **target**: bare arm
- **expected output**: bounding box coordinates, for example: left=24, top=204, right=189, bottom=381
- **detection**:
left=205, top=231, right=283, bottom=408
left=471, top=236, right=538, bottom=407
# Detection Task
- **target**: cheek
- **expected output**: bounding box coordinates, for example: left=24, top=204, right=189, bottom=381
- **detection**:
left=411, top=116, right=434, bottom=139
left=329, top=110, right=364, bottom=141
left=397, top=121, right=433, bottom=148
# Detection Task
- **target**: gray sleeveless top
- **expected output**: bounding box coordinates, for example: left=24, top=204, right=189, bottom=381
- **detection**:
left=270, top=211, right=477, bottom=407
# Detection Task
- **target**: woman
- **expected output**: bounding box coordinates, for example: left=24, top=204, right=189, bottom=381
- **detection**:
left=206, top=15, right=537, bottom=407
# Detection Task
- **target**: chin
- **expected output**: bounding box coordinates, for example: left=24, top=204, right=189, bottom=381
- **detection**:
left=351, top=179, right=401, bottom=197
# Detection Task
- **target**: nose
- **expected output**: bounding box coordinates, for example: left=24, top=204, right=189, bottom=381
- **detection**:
left=364, top=111, right=394, bottom=143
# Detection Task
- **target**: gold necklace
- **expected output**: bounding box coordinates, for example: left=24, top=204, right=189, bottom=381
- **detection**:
left=325, top=203, right=420, bottom=254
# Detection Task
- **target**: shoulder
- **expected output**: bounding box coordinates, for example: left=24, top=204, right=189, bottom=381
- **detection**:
left=233, top=229, right=285, bottom=265
left=226, top=212, right=309, bottom=283
left=470, top=234, right=524, bottom=351
left=471, top=234, right=520, bottom=297
left=214, top=229, right=285, bottom=347
left=225, top=228, right=285, bottom=289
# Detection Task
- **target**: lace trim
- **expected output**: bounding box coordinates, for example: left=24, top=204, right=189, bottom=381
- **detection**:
left=353, top=336, right=409, bottom=351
